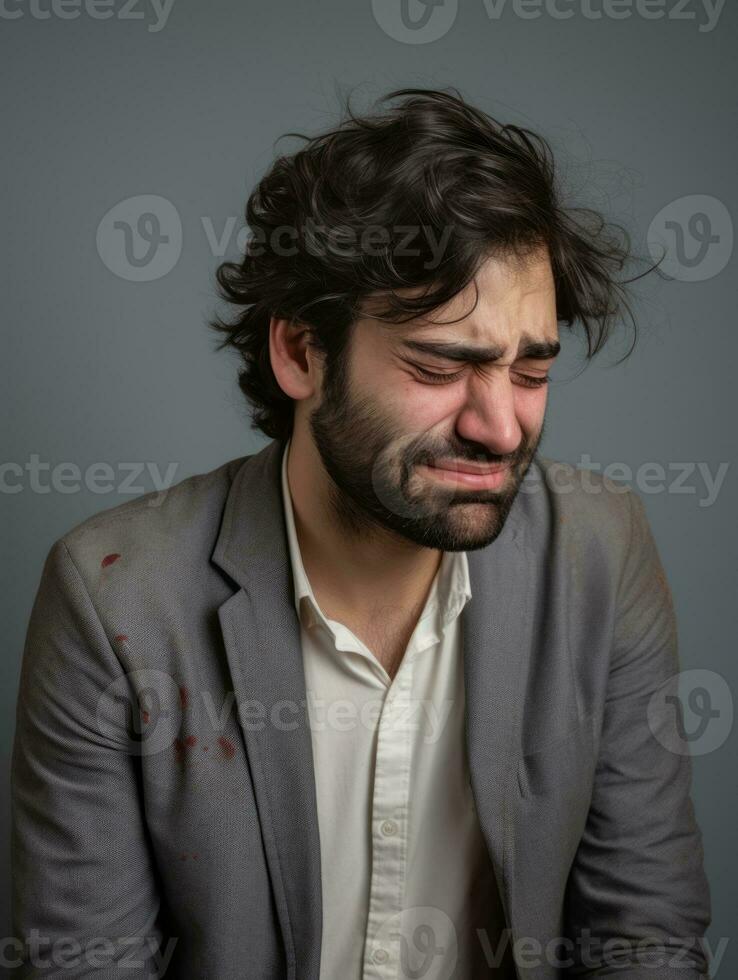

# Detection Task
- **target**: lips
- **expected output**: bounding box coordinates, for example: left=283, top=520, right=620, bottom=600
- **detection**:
left=427, top=460, right=509, bottom=476
left=418, top=459, right=511, bottom=490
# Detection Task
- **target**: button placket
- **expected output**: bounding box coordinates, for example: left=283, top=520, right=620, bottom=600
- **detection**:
left=362, top=653, right=415, bottom=977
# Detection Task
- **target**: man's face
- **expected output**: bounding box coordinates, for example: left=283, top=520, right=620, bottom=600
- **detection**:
left=308, top=247, right=559, bottom=551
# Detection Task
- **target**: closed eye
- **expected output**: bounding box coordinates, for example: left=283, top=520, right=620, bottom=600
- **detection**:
left=412, top=364, right=549, bottom=388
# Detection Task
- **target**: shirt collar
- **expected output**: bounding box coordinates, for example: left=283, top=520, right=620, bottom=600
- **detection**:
left=280, top=436, right=472, bottom=634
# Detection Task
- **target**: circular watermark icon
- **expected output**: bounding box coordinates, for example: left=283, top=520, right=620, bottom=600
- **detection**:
left=96, top=668, right=183, bottom=756
left=371, top=0, right=458, bottom=44
left=647, top=194, right=733, bottom=282
left=648, top=668, right=733, bottom=756
left=371, top=906, right=457, bottom=979
left=96, top=194, right=182, bottom=281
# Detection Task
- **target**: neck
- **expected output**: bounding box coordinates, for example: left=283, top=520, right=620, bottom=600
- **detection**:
left=285, top=429, right=443, bottom=623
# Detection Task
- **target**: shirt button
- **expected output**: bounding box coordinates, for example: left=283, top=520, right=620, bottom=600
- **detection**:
left=380, top=819, right=398, bottom=837
left=373, top=947, right=389, bottom=964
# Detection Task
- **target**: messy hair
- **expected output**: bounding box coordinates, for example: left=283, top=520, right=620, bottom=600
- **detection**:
left=209, top=86, right=655, bottom=442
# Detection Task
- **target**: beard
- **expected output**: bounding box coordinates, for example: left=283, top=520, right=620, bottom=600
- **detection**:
left=308, top=349, right=543, bottom=552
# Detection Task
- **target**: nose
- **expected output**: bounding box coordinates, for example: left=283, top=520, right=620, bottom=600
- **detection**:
left=453, top=373, right=523, bottom=458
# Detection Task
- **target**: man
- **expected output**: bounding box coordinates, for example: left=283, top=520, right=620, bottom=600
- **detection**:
left=12, top=88, right=711, bottom=978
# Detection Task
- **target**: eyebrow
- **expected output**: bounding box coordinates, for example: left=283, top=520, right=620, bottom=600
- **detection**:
left=398, top=334, right=561, bottom=364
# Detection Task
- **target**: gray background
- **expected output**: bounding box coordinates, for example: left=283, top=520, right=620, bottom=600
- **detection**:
left=2, top=0, right=735, bottom=974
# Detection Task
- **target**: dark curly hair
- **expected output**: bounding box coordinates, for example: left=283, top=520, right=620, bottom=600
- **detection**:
left=208, top=86, right=657, bottom=443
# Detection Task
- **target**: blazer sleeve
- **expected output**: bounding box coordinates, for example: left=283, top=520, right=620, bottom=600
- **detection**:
left=563, top=487, right=712, bottom=978
left=10, top=539, right=171, bottom=978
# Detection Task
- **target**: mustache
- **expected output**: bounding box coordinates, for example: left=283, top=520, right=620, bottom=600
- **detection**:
left=412, top=442, right=535, bottom=469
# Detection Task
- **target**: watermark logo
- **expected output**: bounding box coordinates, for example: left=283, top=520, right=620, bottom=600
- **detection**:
left=371, top=906, right=457, bottom=978
left=371, top=0, right=459, bottom=43
left=372, top=0, right=727, bottom=38
left=96, top=668, right=183, bottom=756
left=97, top=194, right=182, bottom=281
left=648, top=668, right=733, bottom=756
left=647, top=194, right=733, bottom=282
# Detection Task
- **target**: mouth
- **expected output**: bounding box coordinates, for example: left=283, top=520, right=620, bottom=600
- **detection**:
left=418, top=459, right=511, bottom=490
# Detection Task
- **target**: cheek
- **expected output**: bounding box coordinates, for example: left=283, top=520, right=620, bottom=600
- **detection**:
left=514, top=388, right=548, bottom=430
left=395, top=381, right=463, bottom=426
left=385, top=376, right=548, bottom=433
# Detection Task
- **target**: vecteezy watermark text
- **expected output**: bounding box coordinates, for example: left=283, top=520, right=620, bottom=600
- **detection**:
left=1, top=455, right=179, bottom=501
left=0, top=0, right=175, bottom=31
left=98, top=662, right=733, bottom=761
left=527, top=454, right=730, bottom=508
left=481, top=0, right=725, bottom=32
left=1, top=931, right=177, bottom=976
left=371, top=0, right=725, bottom=43
left=96, top=193, right=733, bottom=284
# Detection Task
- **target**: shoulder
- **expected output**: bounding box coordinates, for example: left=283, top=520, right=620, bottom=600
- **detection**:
left=533, top=453, right=637, bottom=521
left=525, top=453, right=645, bottom=581
left=53, top=454, right=250, bottom=598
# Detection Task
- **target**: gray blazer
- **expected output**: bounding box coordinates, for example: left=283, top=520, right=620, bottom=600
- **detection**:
left=11, top=438, right=712, bottom=979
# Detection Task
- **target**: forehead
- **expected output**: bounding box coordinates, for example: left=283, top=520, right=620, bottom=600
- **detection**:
left=369, top=247, right=558, bottom=348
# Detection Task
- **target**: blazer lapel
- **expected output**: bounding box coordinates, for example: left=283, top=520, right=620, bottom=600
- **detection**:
left=212, top=439, right=322, bottom=980
left=463, top=477, right=537, bottom=940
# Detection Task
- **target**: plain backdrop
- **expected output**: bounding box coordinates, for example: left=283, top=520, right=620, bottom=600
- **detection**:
left=2, top=0, right=735, bottom=973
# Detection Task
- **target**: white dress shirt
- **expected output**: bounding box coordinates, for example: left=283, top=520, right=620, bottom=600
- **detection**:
left=280, top=438, right=512, bottom=979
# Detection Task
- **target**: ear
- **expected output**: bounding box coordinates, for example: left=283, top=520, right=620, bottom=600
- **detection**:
left=269, top=317, right=322, bottom=400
